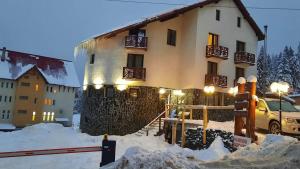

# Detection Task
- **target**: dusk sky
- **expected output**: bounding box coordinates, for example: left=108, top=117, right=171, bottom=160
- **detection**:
left=0, top=0, right=299, bottom=83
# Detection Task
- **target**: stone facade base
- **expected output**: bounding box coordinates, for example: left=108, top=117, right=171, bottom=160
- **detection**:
left=80, top=86, right=164, bottom=136
left=80, top=87, right=234, bottom=136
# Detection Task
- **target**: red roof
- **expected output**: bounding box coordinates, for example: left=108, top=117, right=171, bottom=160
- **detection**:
left=92, top=0, right=264, bottom=41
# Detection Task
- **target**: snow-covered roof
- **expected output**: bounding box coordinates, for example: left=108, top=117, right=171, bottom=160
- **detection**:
left=0, top=49, right=80, bottom=88
left=79, top=0, right=264, bottom=44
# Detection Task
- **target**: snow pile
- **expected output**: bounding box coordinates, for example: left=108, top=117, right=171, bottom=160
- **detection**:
left=106, top=137, right=230, bottom=169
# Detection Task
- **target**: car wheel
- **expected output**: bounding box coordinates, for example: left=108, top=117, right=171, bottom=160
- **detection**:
left=269, top=121, right=281, bottom=134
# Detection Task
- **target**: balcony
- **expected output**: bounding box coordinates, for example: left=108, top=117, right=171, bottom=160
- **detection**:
left=205, top=74, right=228, bottom=88
left=125, top=36, right=148, bottom=49
left=123, top=67, right=146, bottom=81
left=206, top=45, right=229, bottom=60
left=234, top=52, right=255, bottom=66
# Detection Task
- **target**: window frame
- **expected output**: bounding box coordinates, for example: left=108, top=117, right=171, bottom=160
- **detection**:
left=90, top=54, right=95, bottom=64
left=216, top=9, right=221, bottom=21
left=207, top=61, right=218, bottom=75
left=127, top=54, right=144, bottom=68
left=167, top=29, right=177, bottom=46
left=237, top=17, right=241, bottom=28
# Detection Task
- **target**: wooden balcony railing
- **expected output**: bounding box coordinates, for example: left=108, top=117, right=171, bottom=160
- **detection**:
left=206, top=45, right=229, bottom=60
left=125, top=36, right=148, bottom=49
left=205, top=74, right=228, bottom=88
left=234, top=52, right=255, bottom=66
left=123, top=67, right=146, bottom=81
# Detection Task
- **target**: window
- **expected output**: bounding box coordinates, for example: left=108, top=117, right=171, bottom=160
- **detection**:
left=51, top=112, right=55, bottom=121
left=216, top=10, right=220, bottom=21
left=46, top=86, right=49, bottom=92
left=53, top=100, right=56, bottom=105
left=106, top=86, right=114, bottom=98
left=11, top=83, right=13, bottom=88
left=127, top=54, right=144, bottom=68
left=208, top=33, right=219, bottom=46
left=207, top=61, right=218, bottom=75
left=167, top=29, right=176, bottom=46
left=17, top=110, right=27, bottom=114
left=21, top=82, right=30, bottom=87
left=32, top=112, right=36, bottom=121
left=43, top=112, right=47, bottom=121
left=235, top=67, right=245, bottom=79
left=44, top=98, right=48, bottom=105
left=9, top=96, right=11, bottom=102
left=47, top=112, right=51, bottom=121
left=4, top=96, right=7, bottom=102
left=50, top=87, right=53, bottom=93
left=1, top=82, right=3, bottom=88
left=237, top=17, right=241, bottom=28
left=2, top=110, right=5, bottom=119
left=6, top=110, right=10, bottom=119
left=90, top=54, right=95, bottom=64
left=35, top=84, right=39, bottom=91
left=34, top=98, right=38, bottom=104
left=68, top=87, right=70, bottom=92
left=236, top=41, right=246, bottom=52
left=0, top=95, right=2, bottom=102
left=24, top=75, right=29, bottom=79
left=63, top=86, right=66, bottom=92
left=19, top=96, right=29, bottom=100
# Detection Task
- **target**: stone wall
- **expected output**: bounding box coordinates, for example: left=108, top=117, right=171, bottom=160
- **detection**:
left=80, top=86, right=164, bottom=136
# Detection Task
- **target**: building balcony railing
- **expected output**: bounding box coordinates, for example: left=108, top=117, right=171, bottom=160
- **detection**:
left=234, top=51, right=255, bottom=66
left=206, top=45, right=229, bottom=60
left=125, top=36, right=148, bottom=49
left=205, top=74, right=228, bottom=88
left=123, top=67, right=146, bottom=81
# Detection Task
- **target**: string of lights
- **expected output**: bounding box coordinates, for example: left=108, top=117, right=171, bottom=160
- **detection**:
left=102, top=0, right=300, bottom=11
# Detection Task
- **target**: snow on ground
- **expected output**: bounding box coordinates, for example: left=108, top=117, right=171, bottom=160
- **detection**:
left=0, top=114, right=297, bottom=169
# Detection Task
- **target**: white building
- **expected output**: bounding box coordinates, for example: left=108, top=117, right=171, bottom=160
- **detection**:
left=77, top=0, right=264, bottom=135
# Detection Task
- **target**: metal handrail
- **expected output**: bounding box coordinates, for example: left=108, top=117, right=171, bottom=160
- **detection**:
left=144, top=111, right=166, bottom=136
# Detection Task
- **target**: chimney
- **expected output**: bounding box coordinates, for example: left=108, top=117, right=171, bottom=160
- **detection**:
left=1, top=47, right=6, bottom=62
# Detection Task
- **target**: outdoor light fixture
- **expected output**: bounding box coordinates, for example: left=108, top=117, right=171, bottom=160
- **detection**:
left=94, top=84, right=103, bottom=90
left=229, top=86, right=238, bottom=96
left=159, top=88, right=166, bottom=95
left=173, top=90, right=185, bottom=96
left=83, top=85, right=87, bottom=91
left=270, top=81, right=290, bottom=134
left=116, top=84, right=128, bottom=91
left=204, top=85, right=215, bottom=94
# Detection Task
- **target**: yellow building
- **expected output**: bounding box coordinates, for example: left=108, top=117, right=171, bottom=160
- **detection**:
left=0, top=48, right=80, bottom=129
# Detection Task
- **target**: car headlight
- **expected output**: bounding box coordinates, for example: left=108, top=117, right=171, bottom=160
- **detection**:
left=285, top=118, right=297, bottom=124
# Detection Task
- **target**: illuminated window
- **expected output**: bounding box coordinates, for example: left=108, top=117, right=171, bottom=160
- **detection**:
left=50, top=112, right=55, bottom=121
left=35, top=84, right=39, bottom=91
left=208, top=33, right=218, bottom=46
left=32, top=111, right=36, bottom=121
left=43, top=112, right=47, bottom=121
left=44, top=99, right=47, bottom=105
left=47, top=112, right=51, bottom=121
left=48, top=99, right=52, bottom=105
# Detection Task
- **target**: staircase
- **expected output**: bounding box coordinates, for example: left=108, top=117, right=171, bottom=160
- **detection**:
left=134, top=111, right=165, bottom=137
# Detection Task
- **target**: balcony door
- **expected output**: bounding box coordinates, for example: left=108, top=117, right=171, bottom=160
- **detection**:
left=235, top=67, right=245, bottom=79
left=127, top=54, right=144, bottom=68
left=207, top=61, right=218, bottom=75
left=236, top=41, right=245, bottom=52
left=208, top=33, right=219, bottom=46
left=129, top=29, right=146, bottom=37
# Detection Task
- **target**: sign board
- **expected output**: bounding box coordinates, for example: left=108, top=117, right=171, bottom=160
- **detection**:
left=234, top=110, right=248, bottom=117
left=233, top=135, right=251, bottom=148
left=235, top=93, right=250, bottom=101
left=234, top=101, right=249, bottom=110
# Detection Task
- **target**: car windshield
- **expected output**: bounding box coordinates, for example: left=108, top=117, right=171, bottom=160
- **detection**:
left=266, top=101, right=299, bottom=112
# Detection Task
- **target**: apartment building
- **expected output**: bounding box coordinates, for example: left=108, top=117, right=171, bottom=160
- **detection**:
left=77, top=0, right=264, bottom=135
left=0, top=48, right=80, bottom=128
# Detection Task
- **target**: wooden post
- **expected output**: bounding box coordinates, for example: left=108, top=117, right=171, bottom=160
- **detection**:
left=171, top=121, right=178, bottom=145
left=190, top=109, right=193, bottom=120
left=247, top=76, right=257, bottom=142
left=203, top=106, right=208, bottom=145
left=165, top=104, right=169, bottom=118
left=181, top=112, right=186, bottom=147
left=235, top=78, right=246, bottom=136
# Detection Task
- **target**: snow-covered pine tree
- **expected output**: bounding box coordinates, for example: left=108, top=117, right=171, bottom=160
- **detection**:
left=257, top=46, right=268, bottom=94
left=277, top=46, right=293, bottom=85
left=291, top=45, right=300, bottom=92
